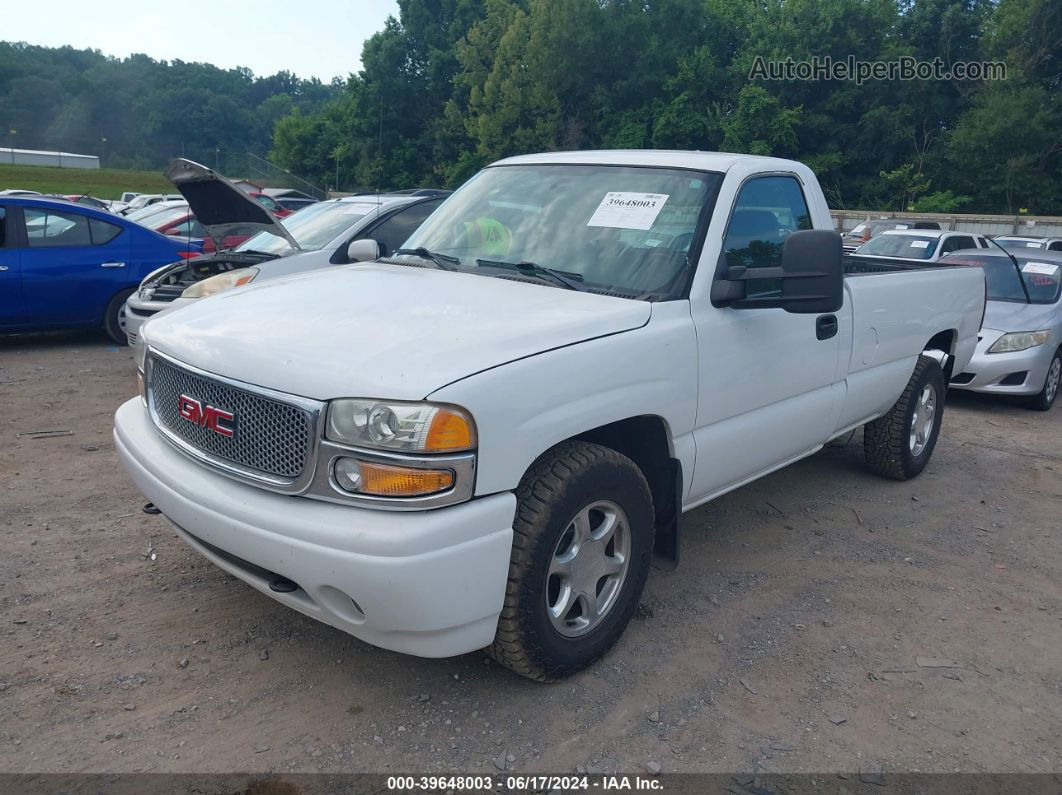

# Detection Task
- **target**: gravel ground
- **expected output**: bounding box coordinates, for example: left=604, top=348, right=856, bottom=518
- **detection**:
left=1, top=330, right=1060, bottom=776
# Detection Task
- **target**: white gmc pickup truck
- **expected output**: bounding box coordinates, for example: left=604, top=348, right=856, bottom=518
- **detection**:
left=115, top=151, right=985, bottom=681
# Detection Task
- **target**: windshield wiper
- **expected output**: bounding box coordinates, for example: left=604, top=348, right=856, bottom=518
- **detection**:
left=395, top=247, right=460, bottom=271
left=986, top=238, right=1031, bottom=303
left=475, top=258, right=585, bottom=291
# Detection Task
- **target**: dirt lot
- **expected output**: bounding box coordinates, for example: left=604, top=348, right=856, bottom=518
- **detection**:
left=1, top=330, right=1060, bottom=777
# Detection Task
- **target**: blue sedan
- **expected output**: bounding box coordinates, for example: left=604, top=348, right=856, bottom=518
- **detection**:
left=0, top=196, right=200, bottom=342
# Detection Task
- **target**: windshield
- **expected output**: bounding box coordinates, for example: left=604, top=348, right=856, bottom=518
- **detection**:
left=859, top=234, right=938, bottom=259
left=994, top=237, right=1045, bottom=251
left=942, top=253, right=1062, bottom=304
left=399, top=164, right=721, bottom=298
left=235, top=199, right=382, bottom=255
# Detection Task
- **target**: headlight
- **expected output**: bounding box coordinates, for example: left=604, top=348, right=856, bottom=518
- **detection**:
left=987, top=330, right=1051, bottom=354
left=326, top=399, right=475, bottom=453
left=181, top=267, right=259, bottom=299
left=133, top=333, right=148, bottom=371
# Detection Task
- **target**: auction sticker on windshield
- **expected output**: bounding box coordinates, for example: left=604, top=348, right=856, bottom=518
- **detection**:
left=587, top=192, right=669, bottom=230
left=1022, top=262, right=1060, bottom=276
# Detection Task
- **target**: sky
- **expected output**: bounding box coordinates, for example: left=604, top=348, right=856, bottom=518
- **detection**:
left=3, top=0, right=399, bottom=82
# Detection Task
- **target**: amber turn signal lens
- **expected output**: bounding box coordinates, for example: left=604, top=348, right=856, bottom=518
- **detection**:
left=425, top=409, right=474, bottom=452
left=334, top=457, right=454, bottom=497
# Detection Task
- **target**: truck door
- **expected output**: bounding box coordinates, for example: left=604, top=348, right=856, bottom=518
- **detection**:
left=689, top=174, right=843, bottom=501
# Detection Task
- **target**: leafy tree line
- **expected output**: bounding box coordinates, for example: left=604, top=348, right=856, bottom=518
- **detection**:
left=272, top=0, right=1061, bottom=214
left=0, top=42, right=338, bottom=171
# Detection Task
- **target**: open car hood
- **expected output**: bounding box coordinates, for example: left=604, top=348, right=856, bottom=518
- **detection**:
left=164, top=159, right=299, bottom=252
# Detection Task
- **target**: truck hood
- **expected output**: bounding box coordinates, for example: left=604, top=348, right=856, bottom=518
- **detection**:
left=982, top=300, right=1057, bottom=333
left=142, top=263, right=652, bottom=400
left=164, top=158, right=299, bottom=252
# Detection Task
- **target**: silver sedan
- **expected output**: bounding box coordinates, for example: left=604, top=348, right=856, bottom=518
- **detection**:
left=942, top=249, right=1062, bottom=411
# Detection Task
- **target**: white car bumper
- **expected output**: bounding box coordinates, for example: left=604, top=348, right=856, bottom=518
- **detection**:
left=113, top=398, right=515, bottom=657
left=949, top=329, right=1056, bottom=397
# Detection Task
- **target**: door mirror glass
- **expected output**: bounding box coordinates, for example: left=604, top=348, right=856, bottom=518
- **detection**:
left=346, top=238, right=380, bottom=263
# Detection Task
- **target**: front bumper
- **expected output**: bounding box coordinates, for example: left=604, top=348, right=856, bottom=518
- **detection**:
left=125, top=297, right=196, bottom=346
left=114, top=398, right=515, bottom=657
left=949, top=329, right=1055, bottom=396
left=125, top=294, right=169, bottom=346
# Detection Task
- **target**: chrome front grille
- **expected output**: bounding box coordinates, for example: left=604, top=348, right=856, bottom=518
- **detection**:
left=148, top=354, right=316, bottom=484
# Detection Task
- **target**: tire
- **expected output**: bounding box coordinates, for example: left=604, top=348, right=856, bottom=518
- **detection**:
left=1026, top=350, right=1060, bottom=412
left=103, top=288, right=136, bottom=345
left=863, top=355, right=945, bottom=481
left=489, top=441, right=654, bottom=681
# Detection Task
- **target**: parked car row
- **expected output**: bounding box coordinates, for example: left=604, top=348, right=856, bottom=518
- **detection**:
left=848, top=231, right=1061, bottom=410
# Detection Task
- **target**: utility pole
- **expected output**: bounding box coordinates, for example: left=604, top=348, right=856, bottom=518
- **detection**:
left=101, top=137, right=107, bottom=169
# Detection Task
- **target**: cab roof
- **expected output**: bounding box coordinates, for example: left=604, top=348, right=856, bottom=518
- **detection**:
left=491, top=149, right=808, bottom=174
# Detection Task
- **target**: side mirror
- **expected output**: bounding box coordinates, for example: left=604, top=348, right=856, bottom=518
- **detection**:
left=346, top=238, right=380, bottom=263
left=777, top=229, right=844, bottom=313
left=710, top=229, right=843, bottom=314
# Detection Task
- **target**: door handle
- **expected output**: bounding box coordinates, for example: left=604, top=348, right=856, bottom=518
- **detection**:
left=100, top=262, right=126, bottom=269
left=0, top=265, right=8, bottom=272
left=816, top=314, right=838, bottom=340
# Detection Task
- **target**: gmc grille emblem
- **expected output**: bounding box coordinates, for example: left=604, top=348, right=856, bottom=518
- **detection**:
left=177, top=394, right=236, bottom=438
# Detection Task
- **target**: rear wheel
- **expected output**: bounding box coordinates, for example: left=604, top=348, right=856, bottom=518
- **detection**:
left=863, top=355, right=945, bottom=480
left=1027, top=351, right=1061, bottom=411
left=489, top=441, right=654, bottom=681
left=104, top=288, right=136, bottom=345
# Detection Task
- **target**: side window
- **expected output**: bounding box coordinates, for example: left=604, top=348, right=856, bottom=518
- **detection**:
left=943, top=236, right=975, bottom=253
left=24, top=208, right=92, bottom=247
left=722, top=176, right=812, bottom=298
left=977, top=236, right=989, bottom=248
left=369, top=200, right=442, bottom=257
left=1049, top=241, right=1062, bottom=252
left=0, top=207, right=6, bottom=247
left=89, top=218, right=123, bottom=245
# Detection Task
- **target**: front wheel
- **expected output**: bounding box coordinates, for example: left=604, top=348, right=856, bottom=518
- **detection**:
left=863, top=355, right=945, bottom=480
left=489, top=441, right=654, bottom=681
left=1027, top=351, right=1060, bottom=412
left=104, top=288, right=136, bottom=345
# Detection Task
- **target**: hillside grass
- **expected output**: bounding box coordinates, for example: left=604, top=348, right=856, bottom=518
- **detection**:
left=0, top=164, right=171, bottom=199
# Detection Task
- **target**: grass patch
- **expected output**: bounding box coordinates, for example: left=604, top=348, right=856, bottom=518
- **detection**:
left=0, top=164, right=171, bottom=199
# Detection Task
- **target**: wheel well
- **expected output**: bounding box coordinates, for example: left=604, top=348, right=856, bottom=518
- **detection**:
left=574, top=416, right=681, bottom=566
left=924, top=329, right=957, bottom=381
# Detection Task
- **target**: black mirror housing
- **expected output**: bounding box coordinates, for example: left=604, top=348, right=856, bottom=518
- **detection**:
left=711, top=229, right=844, bottom=314
left=779, top=229, right=843, bottom=314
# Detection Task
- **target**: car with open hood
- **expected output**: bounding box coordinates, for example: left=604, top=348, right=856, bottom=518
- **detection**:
left=123, top=158, right=448, bottom=344
left=942, top=248, right=1062, bottom=410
